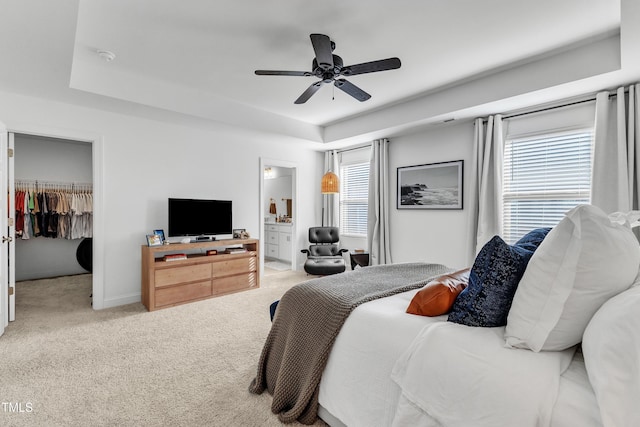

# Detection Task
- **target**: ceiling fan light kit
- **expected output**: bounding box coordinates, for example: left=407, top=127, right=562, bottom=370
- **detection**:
left=255, top=33, right=401, bottom=104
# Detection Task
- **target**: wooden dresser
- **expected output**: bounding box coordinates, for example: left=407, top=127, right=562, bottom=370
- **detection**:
left=141, top=238, right=259, bottom=311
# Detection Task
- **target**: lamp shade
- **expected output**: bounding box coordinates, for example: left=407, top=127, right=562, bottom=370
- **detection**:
left=321, top=171, right=339, bottom=194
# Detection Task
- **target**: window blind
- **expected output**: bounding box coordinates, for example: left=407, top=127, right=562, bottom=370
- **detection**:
left=502, top=130, right=593, bottom=244
left=340, top=162, right=369, bottom=236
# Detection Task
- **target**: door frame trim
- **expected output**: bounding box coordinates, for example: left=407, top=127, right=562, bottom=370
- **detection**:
left=259, top=157, right=298, bottom=273
left=6, top=124, right=105, bottom=309
left=0, top=123, right=6, bottom=335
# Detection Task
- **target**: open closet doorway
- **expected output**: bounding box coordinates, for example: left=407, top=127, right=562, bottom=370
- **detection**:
left=260, top=158, right=297, bottom=273
left=10, top=133, right=93, bottom=320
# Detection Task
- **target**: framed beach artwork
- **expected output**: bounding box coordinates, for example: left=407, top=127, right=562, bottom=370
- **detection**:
left=397, top=160, right=463, bottom=209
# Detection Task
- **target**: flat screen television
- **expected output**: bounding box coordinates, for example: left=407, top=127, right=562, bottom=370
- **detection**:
left=168, top=198, right=232, bottom=237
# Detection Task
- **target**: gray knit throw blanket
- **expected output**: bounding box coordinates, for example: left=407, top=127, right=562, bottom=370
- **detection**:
left=249, top=262, right=453, bottom=424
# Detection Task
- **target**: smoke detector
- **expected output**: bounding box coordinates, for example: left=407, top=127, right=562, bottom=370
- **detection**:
left=96, top=49, right=116, bottom=62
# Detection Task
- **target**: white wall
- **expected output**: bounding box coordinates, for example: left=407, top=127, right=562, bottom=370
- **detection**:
left=0, top=91, right=322, bottom=308
left=1, top=89, right=596, bottom=304
left=386, top=101, right=596, bottom=270
left=14, top=134, right=93, bottom=280
left=389, top=121, right=475, bottom=270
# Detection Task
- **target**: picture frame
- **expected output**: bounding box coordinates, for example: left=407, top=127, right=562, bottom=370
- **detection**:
left=153, top=229, right=165, bottom=243
left=233, top=228, right=246, bottom=239
left=397, top=160, right=463, bottom=210
left=146, top=234, right=163, bottom=247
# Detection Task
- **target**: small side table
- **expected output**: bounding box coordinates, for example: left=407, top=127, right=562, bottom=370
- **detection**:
left=349, top=251, right=370, bottom=270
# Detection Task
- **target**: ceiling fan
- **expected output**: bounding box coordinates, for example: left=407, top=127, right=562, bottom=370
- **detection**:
left=255, top=33, right=401, bottom=104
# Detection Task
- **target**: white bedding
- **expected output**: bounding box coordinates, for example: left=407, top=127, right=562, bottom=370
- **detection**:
left=551, top=349, right=602, bottom=426
left=319, top=289, right=601, bottom=427
left=318, top=288, right=443, bottom=427
left=391, top=322, right=575, bottom=427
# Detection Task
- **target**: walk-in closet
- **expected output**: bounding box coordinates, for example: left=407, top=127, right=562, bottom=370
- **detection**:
left=12, top=133, right=93, bottom=310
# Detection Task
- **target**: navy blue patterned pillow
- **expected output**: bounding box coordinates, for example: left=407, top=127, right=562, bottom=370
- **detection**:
left=514, top=227, right=552, bottom=252
left=448, top=235, right=536, bottom=327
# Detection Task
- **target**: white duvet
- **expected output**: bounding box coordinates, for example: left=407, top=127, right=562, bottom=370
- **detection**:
left=318, top=289, right=442, bottom=427
left=391, top=322, right=576, bottom=427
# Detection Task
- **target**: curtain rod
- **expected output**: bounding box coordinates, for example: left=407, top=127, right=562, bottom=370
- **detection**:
left=483, top=87, right=627, bottom=123
left=481, top=97, right=595, bottom=124
left=334, top=143, right=371, bottom=154
left=501, top=97, right=595, bottom=121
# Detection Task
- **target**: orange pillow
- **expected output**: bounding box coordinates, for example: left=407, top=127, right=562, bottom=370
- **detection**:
left=406, top=268, right=471, bottom=316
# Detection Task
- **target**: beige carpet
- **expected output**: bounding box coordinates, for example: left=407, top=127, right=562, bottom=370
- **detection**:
left=264, top=261, right=291, bottom=271
left=0, top=269, right=327, bottom=427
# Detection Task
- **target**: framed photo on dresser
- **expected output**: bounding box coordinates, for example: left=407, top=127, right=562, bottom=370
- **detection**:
left=153, top=229, right=166, bottom=243
left=146, top=234, right=163, bottom=247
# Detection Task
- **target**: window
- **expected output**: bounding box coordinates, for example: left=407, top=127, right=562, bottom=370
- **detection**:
left=340, top=162, right=369, bottom=236
left=502, top=129, right=593, bottom=244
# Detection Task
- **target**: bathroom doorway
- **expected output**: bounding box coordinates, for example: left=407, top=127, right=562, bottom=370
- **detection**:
left=259, top=158, right=297, bottom=273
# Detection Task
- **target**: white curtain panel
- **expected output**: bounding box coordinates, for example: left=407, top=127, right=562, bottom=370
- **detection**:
left=322, top=150, right=340, bottom=227
left=467, top=115, right=504, bottom=264
left=592, top=84, right=640, bottom=215
left=367, top=138, right=392, bottom=265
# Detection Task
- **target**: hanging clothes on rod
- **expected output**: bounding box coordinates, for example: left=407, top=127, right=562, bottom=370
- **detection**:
left=14, top=180, right=93, bottom=240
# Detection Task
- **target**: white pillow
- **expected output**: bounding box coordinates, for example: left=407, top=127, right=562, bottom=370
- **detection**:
left=631, top=264, right=640, bottom=288
left=582, top=285, right=640, bottom=427
left=504, top=204, right=640, bottom=351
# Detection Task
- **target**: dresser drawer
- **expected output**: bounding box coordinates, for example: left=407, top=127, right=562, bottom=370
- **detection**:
left=211, top=256, right=257, bottom=278
left=155, top=281, right=212, bottom=307
left=266, top=224, right=279, bottom=232
left=155, top=264, right=211, bottom=288
left=213, top=272, right=257, bottom=295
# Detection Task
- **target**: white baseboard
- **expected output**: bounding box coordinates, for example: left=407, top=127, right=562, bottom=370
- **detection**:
left=100, top=293, right=141, bottom=309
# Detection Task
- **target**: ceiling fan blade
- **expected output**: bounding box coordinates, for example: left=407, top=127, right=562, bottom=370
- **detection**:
left=310, top=33, right=334, bottom=70
left=255, top=70, right=312, bottom=77
left=295, top=81, right=324, bottom=104
left=341, top=57, right=401, bottom=76
left=334, top=79, right=371, bottom=102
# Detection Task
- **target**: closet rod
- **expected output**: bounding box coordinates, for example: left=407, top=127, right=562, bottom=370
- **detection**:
left=14, top=179, right=93, bottom=190
left=14, top=179, right=92, bottom=185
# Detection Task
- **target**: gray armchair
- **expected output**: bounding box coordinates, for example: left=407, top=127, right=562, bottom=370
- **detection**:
left=301, top=226, right=348, bottom=275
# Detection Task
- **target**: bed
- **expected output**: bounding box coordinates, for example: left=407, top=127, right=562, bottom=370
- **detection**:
left=250, top=205, right=640, bottom=426
left=318, top=288, right=603, bottom=427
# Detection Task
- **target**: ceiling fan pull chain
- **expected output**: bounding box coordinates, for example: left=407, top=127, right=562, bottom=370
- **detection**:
left=332, top=84, right=335, bottom=101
